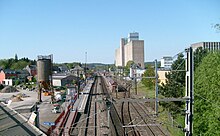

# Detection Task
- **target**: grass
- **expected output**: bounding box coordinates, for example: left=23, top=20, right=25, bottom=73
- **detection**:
left=135, top=82, right=155, bottom=98
left=158, top=107, right=184, bottom=136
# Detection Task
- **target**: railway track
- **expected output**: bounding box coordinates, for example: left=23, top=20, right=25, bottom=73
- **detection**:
left=110, top=76, right=167, bottom=136
left=121, top=102, right=140, bottom=136
left=84, top=77, right=98, bottom=136
left=101, top=76, right=124, bottom=136
left=130, top=102, right=167, bottom=136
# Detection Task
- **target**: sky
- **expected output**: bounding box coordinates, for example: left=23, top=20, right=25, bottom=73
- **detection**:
left=0, top=0, right=219, bottom=64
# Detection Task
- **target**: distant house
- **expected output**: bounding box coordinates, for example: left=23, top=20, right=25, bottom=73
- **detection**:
left=0, top=69, right=30, bottom=85
left=17, top=70, right=30, bottom=82
left=58, top=65, right=69, bottom=72
left=53, top=66, right=60, bottom=73
left=70, top=65, right=84, bottom=77
left=3, top=79, right=13, bottom=86
left=25, top=65, right=37, bottom=76
left=52, top=74, right=77, bottom=87
left=0, top=69, right=17, bottom=85
left=129, top=64, right=145, bottom=81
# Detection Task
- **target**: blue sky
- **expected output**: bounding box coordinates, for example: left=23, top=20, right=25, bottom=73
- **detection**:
left=0, top=0, right=219, bottom=63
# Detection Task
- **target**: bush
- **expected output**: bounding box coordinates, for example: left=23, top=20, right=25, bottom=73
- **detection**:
left=0, top=84, right=4, bottom=90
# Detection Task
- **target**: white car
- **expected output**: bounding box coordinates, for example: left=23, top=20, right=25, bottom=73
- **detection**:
left=51, top=107, right=61, bottom=113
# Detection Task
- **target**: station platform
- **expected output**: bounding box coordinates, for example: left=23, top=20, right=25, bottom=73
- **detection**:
left=77, top=80, right=94, bottom=113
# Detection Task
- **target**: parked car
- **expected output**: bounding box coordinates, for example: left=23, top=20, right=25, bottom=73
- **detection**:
left=51, top=107, right=61, bottom=113
left=51, top=104, right=61, bottom=113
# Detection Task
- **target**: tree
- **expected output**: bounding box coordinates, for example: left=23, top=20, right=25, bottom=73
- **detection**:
left=124, top=60, right=135, bottom=76
left=214, top=23, right=220, bottom=30
left=194, top=52, right=220, bottom=135
left=15, top=54, right=18, bottom=62
left=194, top=47, right=208, bottom=70
left=159, top=53, right=185, bottom=114
left=15, top=79, right=20, bottom=86
left=0, top=59, right=9, bottom=69
left=11, top=60, right=30, bottom=70
left=0, top=84, right=4, bottom=90
left=142, top=64, right=155, bottom=89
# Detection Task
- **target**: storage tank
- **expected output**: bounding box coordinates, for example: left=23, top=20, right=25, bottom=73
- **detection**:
left=37, top=56, right=52, bottom=82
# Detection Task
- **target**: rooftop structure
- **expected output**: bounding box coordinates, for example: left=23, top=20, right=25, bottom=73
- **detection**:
left=0, top=103, right=46, bottom=136
left=191, top=42, right=220, bottom=51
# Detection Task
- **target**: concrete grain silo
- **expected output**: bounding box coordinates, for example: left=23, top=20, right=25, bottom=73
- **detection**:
left=37, top=59, right=51, bottom=82
left=37, top=55, right=53, bottom=102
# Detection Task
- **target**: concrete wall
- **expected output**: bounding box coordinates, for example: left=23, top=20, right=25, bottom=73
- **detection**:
left=53, top=79, right=62, bottom=87
left=132, top=40, right=144, bottom=68
left=120, top=38, right=126, bottom=67
left=115, top=48, right=121, bottom=67
left=124, top=41, right=133, bottom=66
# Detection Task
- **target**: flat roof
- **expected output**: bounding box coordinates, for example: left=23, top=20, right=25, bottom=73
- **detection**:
left=0, top=103, right=46, bottom=136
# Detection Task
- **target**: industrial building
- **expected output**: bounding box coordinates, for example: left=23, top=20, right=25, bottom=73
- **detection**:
left=52, top=74, right=77, bottom=87
left=191, top=42, right=220, bottom=51
left=115, top=32, right=145, bottom=68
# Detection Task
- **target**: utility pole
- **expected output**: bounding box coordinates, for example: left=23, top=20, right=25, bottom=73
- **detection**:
left=85, top=52, right=87, bottom=85
left=185, top=47, right=194, bottom=136
left=155, top=59, right=159, bottom=115
left=135, top=71, right=137, bottom=95
left=77, top=69, right=80, bottom=99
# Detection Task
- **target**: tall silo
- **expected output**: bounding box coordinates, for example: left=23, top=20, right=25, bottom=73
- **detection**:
left=37, top=59, right=51, bottom=82
left=37, top=55, right=53, bottom=102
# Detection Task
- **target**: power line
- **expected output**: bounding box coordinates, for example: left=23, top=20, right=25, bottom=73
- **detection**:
left=194, top=93, right=220, bottom=109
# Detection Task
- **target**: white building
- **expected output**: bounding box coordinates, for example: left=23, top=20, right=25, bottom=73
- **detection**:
left=3, top=79, right=13, bottom=86
left=191, top=42, right=220, bottom=51
left=52, top=74, right=77, bottom=87
left=161, top=56, right=173, bottom=69
left=115, top=32, right=145, bottom=68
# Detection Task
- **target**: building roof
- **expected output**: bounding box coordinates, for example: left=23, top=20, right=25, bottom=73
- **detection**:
left=2, top=69, right=17, bottom=74
left=0, top=103, right=45, bottom=136
left=27, top=65, right=37, bottom=70
left=52, top=73, right=68, bottom=79
left=72, top=65, right=84, bottom=71
left=52, top=73, right=77, bottom=80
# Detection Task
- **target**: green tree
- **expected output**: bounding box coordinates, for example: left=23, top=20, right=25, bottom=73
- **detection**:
left=15, top=79, right=20, bottom=86
left=0, top=59, right=8, bottom=69
left=11, top=60, right=30, bottom=70
left=159, top=54, right=185, bottom=114
left=15, top=54, right=18, bottom=62
left=0, top=84, right=4, bottom=90
left=32, top=77, right=37, bottom=83
left=194, top=52, right=220, bottom=135
left=214, top=23, right=220, bottom=30
left=124, top=60, right=135, bottom=76
left=142, top=64, right=155, bottom=89
left=194, top=47, right=208, bottom=70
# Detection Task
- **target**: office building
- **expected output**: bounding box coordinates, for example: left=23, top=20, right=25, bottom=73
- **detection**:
left=161, top=56, right=173, bottom=69
left=191, top=42, right=220, bottom=51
